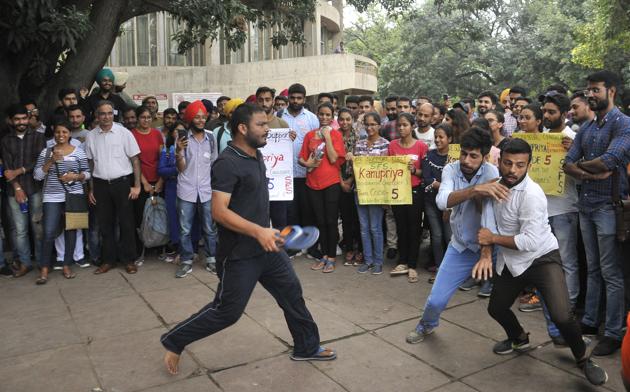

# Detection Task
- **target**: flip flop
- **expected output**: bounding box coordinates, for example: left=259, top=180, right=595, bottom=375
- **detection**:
left=278, top=226, right=320, bottom=250
left=35, top=276, right=48, bottom=285
left=290, top=346, right=337, bottom=361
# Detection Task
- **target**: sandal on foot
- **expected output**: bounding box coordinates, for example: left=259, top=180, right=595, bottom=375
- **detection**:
left=390, top=264, right=409, bottom=275
left=290, top=346, right=337, bottom=361
left=63, top=270, right=77, bottom=279
left=408, top=269, right=419, bottom=283
left=311, top=260, right=326, bottom=271
left=35, top=276, right=48, bottom=285
left=322, top=260, right=335, bottom=273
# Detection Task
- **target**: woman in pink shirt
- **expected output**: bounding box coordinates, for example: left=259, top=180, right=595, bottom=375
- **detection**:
left=388, top=113, right=428, bottom=283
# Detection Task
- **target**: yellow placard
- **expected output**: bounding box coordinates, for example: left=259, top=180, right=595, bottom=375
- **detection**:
left=512, top=133, right=566, bottom=196
left=353, top=156, right=412, bottom=205
left=447, top=144, right=460, bottom=164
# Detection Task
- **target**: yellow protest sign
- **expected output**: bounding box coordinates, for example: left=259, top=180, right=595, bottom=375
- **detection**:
left=447, top=144, right=460, bottom=164
left=353, top=156, right=412, bottom=205
left=512, top=133, right=566, bottom=196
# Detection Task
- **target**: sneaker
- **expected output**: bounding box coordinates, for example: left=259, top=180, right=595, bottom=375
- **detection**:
left=175, top=264, right=193, bottom=278
left=592, top=336, right=621, bottom=356
left=205, top=263, right=217, bottom=274
left=74, top=259, right=91, bottom=268
left=493, top=333, right=530, bottom=355
left=134, top=257, right=144, bottom=267
left=371, top=265, right=383, bottom=275
left=357, top=264, right=372, bottom=274
left=53, top=261, right=63, bottom=271
left=406, top=324, right=434, bottom=344
left=580, top=358, right=608, bottom=386
left=478, top=280, right=493, bottom=297
left=459, top=276, right=479, bottom=291
left=0, top=265, right=13, bottom=276
left=518, top=294, right=542, bottom=312
left=386, top=248, right=398, bottom=259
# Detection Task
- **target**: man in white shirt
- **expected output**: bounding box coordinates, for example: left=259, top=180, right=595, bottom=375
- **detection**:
left=414, top=103, right=435, bottom=149
left=473, top=139, right=608, bottom=386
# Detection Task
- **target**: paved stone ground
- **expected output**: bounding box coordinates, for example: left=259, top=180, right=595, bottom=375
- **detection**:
left=0, top=247, right=622, bottom=392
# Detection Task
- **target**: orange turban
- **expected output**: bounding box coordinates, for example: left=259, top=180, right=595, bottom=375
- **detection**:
left=183, top=100, right=208, bottom=124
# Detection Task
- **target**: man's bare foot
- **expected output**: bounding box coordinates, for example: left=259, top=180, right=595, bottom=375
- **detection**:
left=163, top=350, right=180, bottom=375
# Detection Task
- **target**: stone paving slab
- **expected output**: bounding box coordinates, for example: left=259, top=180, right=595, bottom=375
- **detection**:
left=58, top=269, right=136, bottom=305
left=138, top=376, right=221, bottom=392
left=142, top=283, right=215, bottom=324
left=313, top=333, right=451, bottom=392
left=431, top=381, right=479, bottom=391
left=213, top=355, right=346, bottom=392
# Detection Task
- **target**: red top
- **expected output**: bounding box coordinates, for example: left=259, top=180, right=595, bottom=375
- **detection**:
left=388, top=139, right=428, bottom=188
left=132, top=128, right=163, bottom=182
left=299, top=129, right=346, bottom=190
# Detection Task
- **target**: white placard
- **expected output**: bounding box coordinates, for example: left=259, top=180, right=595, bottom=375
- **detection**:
left=261, top=129, right=294, bottom=201
left=171, top=92, right=224, bottom=107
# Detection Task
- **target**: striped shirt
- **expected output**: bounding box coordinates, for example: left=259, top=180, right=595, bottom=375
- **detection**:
left=34, top=147, right=91, bottom=203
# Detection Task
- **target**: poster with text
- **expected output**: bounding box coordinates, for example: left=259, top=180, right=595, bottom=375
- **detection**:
left=261, top=129, right=294, bottom=201
left=353, top=156, right=412, bottom=205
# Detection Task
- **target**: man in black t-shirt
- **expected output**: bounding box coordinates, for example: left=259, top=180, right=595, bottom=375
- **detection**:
left=160, top=103, right=336, bottom=375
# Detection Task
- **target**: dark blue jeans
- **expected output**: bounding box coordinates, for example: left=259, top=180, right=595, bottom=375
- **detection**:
left=161, top=251, right=320, bottom=356
left=41, top=201, right=77, bottom=268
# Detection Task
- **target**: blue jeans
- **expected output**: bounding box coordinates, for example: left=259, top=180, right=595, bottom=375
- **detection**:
left=86, top=205, right=100, bottom=262
left=8, top=192, right=43, bottom=267
left=543, top=212, right=580, bottom=338
left=41, top=202, right=77, bottom=268
left=579, top=205, right=624, bottom=340
left=419, top=245, right=480, bottom=329
left=177, top=197, right=217, bottom=265
left=355, top=195, right=384, bottom=266
left=424, top=198, right=452, bottom=267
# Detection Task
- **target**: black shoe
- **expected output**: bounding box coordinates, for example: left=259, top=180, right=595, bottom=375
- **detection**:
left=580, top=358, right=608, bottom=386
left=386, top=248, right=397, bottom=259
left=0, top=265, right=12, bottom=276
left=493, top=333, right=530, bottom=355
left=592, top=336, right=621, bottom=356
left=551, top=335, right=567, bottom=348
left=580, top=323, right=599, bottom=336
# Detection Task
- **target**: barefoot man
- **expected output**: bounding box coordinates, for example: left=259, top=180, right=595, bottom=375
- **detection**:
left=160, top=103, right=336, bottom=374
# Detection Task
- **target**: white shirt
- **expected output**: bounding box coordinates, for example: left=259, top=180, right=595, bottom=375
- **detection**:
left=85, top=122, right=140, bottom=180
left=492, top=175, right=558, bottom=277
left=414, top=126, right=435, bottom=150
left=543, top=126, right=579, bottom=216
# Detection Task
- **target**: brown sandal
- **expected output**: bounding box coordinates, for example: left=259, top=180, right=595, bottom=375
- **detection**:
left=62, top=267, right=76, bottom=279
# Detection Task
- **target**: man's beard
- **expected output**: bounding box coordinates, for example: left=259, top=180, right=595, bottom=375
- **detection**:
left=543, top=117, right=563, bottom=130
left=500, top=171, right=527, bottom=188
left=478, top=107, right=489, bottom=115
left=588, top=97, right=608, bottom=112
left=190, top=123, right=205, bottom=133
left=289, top=103, right=302, bottom=112
left=245, top=131, right=266, bottom=149
left=387, top=113, right=397, bottom=121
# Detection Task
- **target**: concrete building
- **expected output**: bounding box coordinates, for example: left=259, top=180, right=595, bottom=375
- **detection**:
left=107, top=1, right=377, bottom=107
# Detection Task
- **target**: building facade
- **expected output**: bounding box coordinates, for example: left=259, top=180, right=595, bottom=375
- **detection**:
left=107, top=1, right=377, bottom=107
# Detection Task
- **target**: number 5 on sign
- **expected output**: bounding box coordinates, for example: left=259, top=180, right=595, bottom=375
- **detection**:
left=353, top=156, right=412, bottom=205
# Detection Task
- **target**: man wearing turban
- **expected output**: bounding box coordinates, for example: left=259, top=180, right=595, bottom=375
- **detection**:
left=211, top=98, right=244, bottom=153
left=87, top=68, right=128, bottom=125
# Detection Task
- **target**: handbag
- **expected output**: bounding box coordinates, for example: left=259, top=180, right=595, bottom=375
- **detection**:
left=612, top=170, right=630, bottom=242
left=54, top=161, right=89, bottom=230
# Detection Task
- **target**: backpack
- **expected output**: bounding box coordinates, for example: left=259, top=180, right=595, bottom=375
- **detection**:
left=139, top=196, right=170, bottom=248
left=215, top=125, right=226, bottom=151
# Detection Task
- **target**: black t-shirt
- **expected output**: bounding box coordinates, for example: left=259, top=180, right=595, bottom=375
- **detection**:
left=211, top=142, right=270, bottom=261
left=87, top=92, right=127, bottom=123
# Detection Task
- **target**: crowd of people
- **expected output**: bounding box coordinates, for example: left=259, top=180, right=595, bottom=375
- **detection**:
left=3, top=66, right=630, bottom=387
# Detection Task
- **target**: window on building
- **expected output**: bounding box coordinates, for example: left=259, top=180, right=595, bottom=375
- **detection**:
left=113, top=19, right=136, bottom=66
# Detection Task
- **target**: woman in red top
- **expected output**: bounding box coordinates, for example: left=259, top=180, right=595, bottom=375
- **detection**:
left=132, top=106, right=164, bottom=258
left=299, top=102, right=346, bottom=273
left=388, top=113, right=428, bottom=283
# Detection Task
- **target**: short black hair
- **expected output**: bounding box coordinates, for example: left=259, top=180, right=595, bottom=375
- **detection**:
left=462, top=96, right=476, bottom=108
left=477, top=91, right=498, bottom=105
left=500, top=138, right=532, bottom=163
left=230, top=103, right=265, bottom=134
left=417, top=95, right=432, bottom=103
left=6, top=103, right=28, bottom=118
left=177, top=101, right=190, bottom=113
left=58, top=88, right=77, bottom=101
left=217, top=96, right=231, bottom=104
left=543, top=93, right=571, bottom=114
left=123, top=106, right=136, bottom=115
left=385, top=96, right=398, bottom=104
left=20, top=97, right=37, bottom=108
left=544, top=83, right=568, bottom=96
left=460, top=126, right=493, bottom=156
left=163, top=107, right=178, bottom=117
left=345, top=95, right=360, bottom=105
left=65, top=104, right=85, bottom=115
left=288, top=83, right=306, bottom=96
left=570, top=90, right=588, bottom=104
left=471, top=117, right=491, bottom=132
left=256, top=86, right=275, bottom=98
left=433, top=103, right=447, bottom=115
left=510, top=86, right=527, bottom=96
left=514, top=96, right=532, bottom=104
left=586, top=70, right=621, bottom=90
left=318, top=92, right=334, bottom=102
left=274, top=95, right=288, bottom=103
left=397, top=96, right=411, bottom=105
left=358, top=95, right=374, bottom=106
